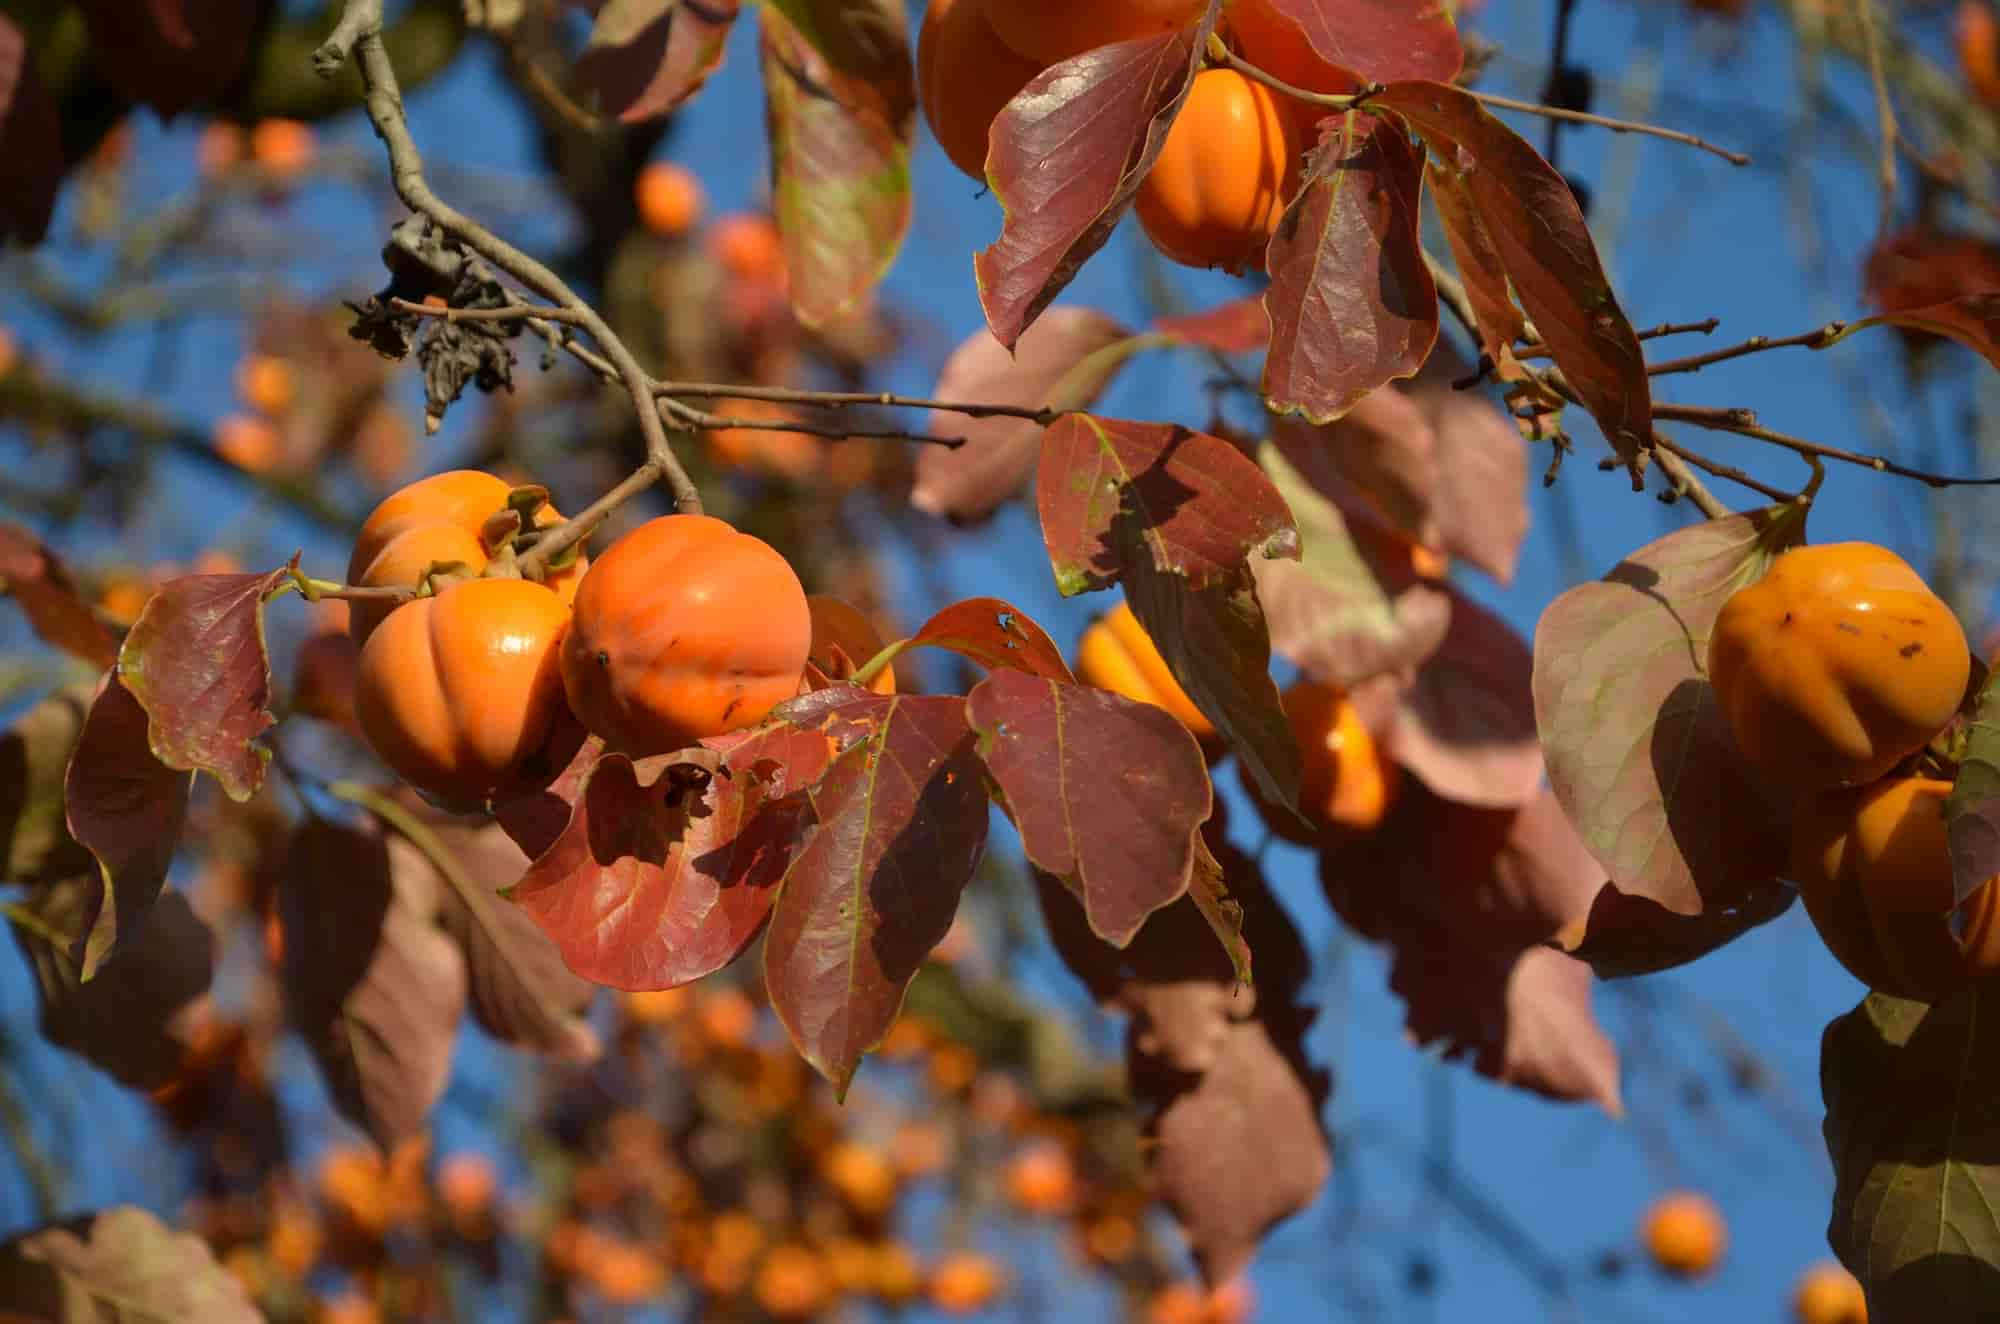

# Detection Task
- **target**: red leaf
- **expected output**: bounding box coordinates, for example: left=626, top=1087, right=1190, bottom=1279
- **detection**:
left=1426, top=160, right=1528, bottom=374
left=117, top=569, right=286, bottom=803
left=281, top=818, right=467, bottom=1151
left=0, top=526, right=117, bottom=669
left=1844, top=293, right=2000, bottom=371
left=1263, top=114, right=1438, bottom=422
left=1036, top=416, right=1298, bottom=594
left=763, top=693, right=988, bottom=1095
left=1379, top=81, right=1651, bottom=476
left=75, top=0, right=258, bottom=119
left=510, top=729, right=834, bottom=991
left=977, top=19, right=1214, bottom=349
left=1393, top=944, right=1621, bottom=1113
left=0, top=16, right=62, bottom=246
left=760, top=0, right=914, bottom=328
left=1155, top=297, right=1271, bottom=354
left=1408, top=342, right=1530, bottom=584
left=577, top=0, right=740, bottom=122
left=906, top=597, right=1075, bottom=682
left=913, top=307, right=1134, bottom=521
left=1243, top=0, right=1463, bottom=86
left=62, top=675, right=190, bottom=981
left=1389, top=586, right=1542, bottom=809
left=968, top=669, right=1210, bottom=945
left=1534, top=506, right=1804, bottom=916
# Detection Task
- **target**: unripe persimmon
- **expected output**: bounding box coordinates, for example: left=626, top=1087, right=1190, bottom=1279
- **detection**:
left=1793, top=1261, right=1868, bottom=1324
left=807, top=595, right=897, bottom=694
left=346, top=470, right=585, bottom=647
left=917, top=0, right=1046, bottom=182
left=1075, top=601, right=1217, bottom=746
left=1134, top=68, right=1301, bottom=273
left=1789, top=777, right=2000, bottom=1002
left=636, top=161, right=705, bottom=236
left=987, top=0, right=1202, bottom=65
left=1641, top=1191, right=1726, bottom=1278
left=560, top=515, right=810, bottom=756
left=1708, top=543, right=1970, bottom=792
left=354, top=579, right=578, bottom=808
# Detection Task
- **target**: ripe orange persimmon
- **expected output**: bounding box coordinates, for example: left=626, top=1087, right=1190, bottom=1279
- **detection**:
left=214, top=413, right=281, bottom=472
left=1004, top=1144, right=1076, bottom=1216
left=1794, top=1261, right=1868, bottom=1324
left=236, top=353, right=297, bottom=416
left=870, top=1242, right=924, bottom=1303
left=928, top=1251, right=1004, bottom=1314
left=807, top=595, right=897, bottom=694
left=917, top=0, right=1046, bottom=182
left=988, top=0, right=1201, bottom=65
left=709, top=212, right=786, bottom=286
left=0, top=326, right=16, bottom=377
left=1708, top=543, right=1971, bottom=792
left=754, top=1245, right=832, bottom=1319
left=1134, top=68, right=1301, bottom=273
left=822, top=1141, right=899, bottom=1217
left=354, top=579, right=577, bottom=808
left=1641, top=1191, right=1727, bottom=1278
left=345, top=470, right=585, bottom=647
left=560, top=515, right=810, bottom=756
left=1789, top=777, right=2000, bottom=1002
left=1075, top=600, right=1218, bottom=746
left=1962, top=2, right=2000, bottom=105
left=1256, top=681, right=1399, bottom=838
left=705, top=399, right=820, bottom=481
left=636, top=161, right=705, bottom=236
left=250, top=118, right=315, bottom=176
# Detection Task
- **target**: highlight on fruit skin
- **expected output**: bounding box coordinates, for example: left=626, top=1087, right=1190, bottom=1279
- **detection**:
left=1640, top=1190, right=1727, bottom=1278
left=353, top=578, right=580, bottom=809
left=1134, top=67, right=1301, bottom=274
left=1073, top=600, right=1218, bottom=746
left=1707, top=541, right=1971, bottom=792
left=917, top=0, right=1046, bottom=182
left=346, top=469, right=585, bottom=648
left=1789, top=776, right=2000, bottom=1002
left=559, top=514, right=812, bottom=756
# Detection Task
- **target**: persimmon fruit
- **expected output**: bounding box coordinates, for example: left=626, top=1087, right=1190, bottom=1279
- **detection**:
left=987, top=0, right=1202, bottom=65
left=704, top=399, right=820, bottom=481
left=560, top=515, right=810, bottom=755
left=636, top=160, right=705, bottom=236
left=354, top=578, right=578, bottom=808
left=917, top=0, right=1046, bottom=182
left=250, top=118, right=315, bottom=176
left=928, top=1251, right=1004, bottom=1314
left=345, top=469, right=585, bottom=647
left=1789, top=776, right=2000, bottom=1002
left=1075, top=600, right=1218, bottom=745
left=235, top=354, right=297, bottom=416
left=1134, top=68, right=1301, bottom=273
left=1793, top=1261, right=1868, bottom=1324
left=1254, top=681, right=1398, bottom=840
left=807, top=595, right=897, bottom=694
left=1962, top=2, right=2000, bottom=106
left=1708, top=542, right=1970, bottom=792
left=1641, top=1191, right=1726, bottom=1278
left=710, top=212, right=786, bottom=286
left=214, top=413, right=281, bottom=473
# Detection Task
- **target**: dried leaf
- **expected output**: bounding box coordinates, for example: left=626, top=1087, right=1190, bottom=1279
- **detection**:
left=0, top=1205, right=261, bottom=1324
left=578, top=0, right=740, bottom=122
left=912, top=308, right=1135, bottom=521
left=968, top=669, right=1210, bottom=944
left=117, top=569, right=288, bottom=803
left=0, top=527, right=117, bottom=669
left=1533, top=506, right=1805, bottom=916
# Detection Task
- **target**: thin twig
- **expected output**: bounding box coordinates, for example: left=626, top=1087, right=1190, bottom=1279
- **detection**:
left=1464, top=89, right=1750, bottom=166
left=1652, top=434, right=1791, bottom=506
left=1644, top=323, right=1847, bottom=376
left=1655, top=403, right=2000, bottom=487
left=1518, top=318, right=1722, bottom=361
left=664, top=381, right=1062, bottom=424
left=315, top=0, right=701, bottom=521
left=1853, top=0, right=1901, bottom=235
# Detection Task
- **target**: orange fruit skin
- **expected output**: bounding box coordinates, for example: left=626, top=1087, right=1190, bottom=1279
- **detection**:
left=1269, top=681, right=1398, bottom=838
left=636, top=161, right=706, bottom=236
left=710, top=212, right=786, bottom=286
left=1641, top=1191, right=1727, bottom=1278
left=705, top=399, right=821, bottom=481
left=250, top=118, right=315, bottom=176
left=214, top=413, right=281, bottom=472
left=354, top=579, right=577, bottom=808
left=346, top=470, right=585, bottom=647
left=1789, top=777, right=2000, bottom=1002
left=1793, top=1261, right=1868, bottom=1324
left=807, top=595, right=897, bottom=694
left=236, top=354, right=297, bottom=416
left=1708, top=543, right=1970, bottom=792
left=560, top=515, right=810, bottom=756
left=987, top=0, right=1202, bottom=65
left=1135, top=68, right=1302, bottom=273
left=918, top=0, right=1047, bottom=182
left=928, top=1252, right=1004, bottom=1314
left=1074, top=601, right=1219, bottom=746
left=1225, top=0, right=1365, bottom=116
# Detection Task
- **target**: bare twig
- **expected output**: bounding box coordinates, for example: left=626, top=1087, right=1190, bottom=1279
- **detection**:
left=664, top=381, right=1061, bottom=424
left=1853, top=0, right=1901, bottom=235
left=1652, top=434, right=1792, bottom=506
left=1464, top=89, right=1750, bottom=166
left=1655, top=403, right=2000, bottom=487
left=316, top=0, right=702, bottom=520
left=1644, top=323, right=1847, bottom=376
left=1519, top=317, right=1722, bottom=361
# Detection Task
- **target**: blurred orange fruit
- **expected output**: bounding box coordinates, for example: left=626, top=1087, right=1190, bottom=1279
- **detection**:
left=709, top=212, right=786, bottom=286
left=696, top=987, right=759, bottom=1048
left=251, top=119, right=316, bottom=177
left=580, top=1237, right=669, bottom=1303
left=704, top=398, right=821, bottom=481
left=198, top=121, right=246, bottom=176
left=622, top=987, right=690, bottom=1025
left=436, top=1150, right=499, bottom=1220
left=214, top=413, right=282, bottom=473
left=235, top=354, right=298, bottom=417
left=1794, top=1261, right=1868, bottom=1323
left=1004, top=1144, right=1076, bottom=1216
left=754, top=1244, right=832, bottom=1319
left=928, top=1251, right=1004, bottom=1314
left=636, top=161, right=706, bottom=236
left=1642, top=1191, right=1727, bottom=1278
left=822, top=1142, right=899, bottom=1218
left=870, top=1242, right=924, bottom=1304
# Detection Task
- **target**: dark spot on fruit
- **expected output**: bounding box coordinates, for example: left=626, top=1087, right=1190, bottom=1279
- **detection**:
left=1782, top=611, right=1793, bottom=625
left=596, top=649, right=610, bottom=667
left=1901, top=642, right=1923, bottom=658
left=722, top=696, right=743, bottom=723
left=1836, top=621, right=1861, bottom=635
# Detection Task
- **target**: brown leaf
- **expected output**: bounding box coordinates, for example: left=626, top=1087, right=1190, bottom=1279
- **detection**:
left=577, top=0, right=740, bottom=122
left=1243, top=0, right=1462, bottom=85
left=0, top=1205, right=261, bottom=1324
left=1407, top=342, right=1530, bottom=584
left=0, top=16, right=62, bottom=246
left=1155, top=297, right=1270, bottom=354
left=1844, top=291, right=2000, bottom=371
left=282, top=818, right=466, bottom=1151
left=912, top=307, right=1135, bottom=521
left=1263, top=113, right=1437, bottom=423
left=117, top=569, right=288, bottom=803
left=1426, top=159, right=1527, bottom=374
left=0, top=527, right=117, bottom=669
left=1389, top=586, right=1542, bottom=809
left=62, top=675, right=190, bottom=980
